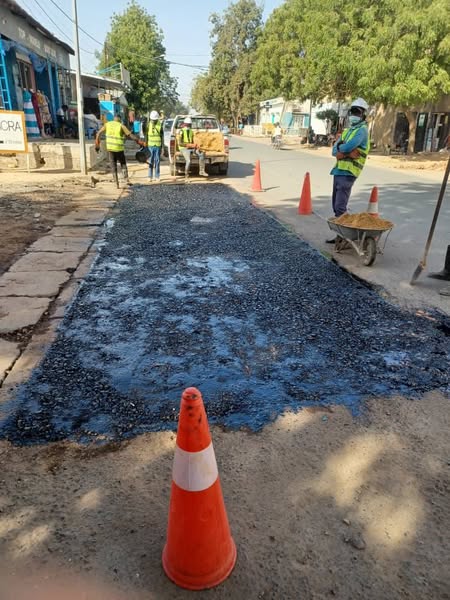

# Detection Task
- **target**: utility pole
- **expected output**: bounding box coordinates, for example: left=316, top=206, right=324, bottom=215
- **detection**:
left=72, top=0, right=87, bottom=175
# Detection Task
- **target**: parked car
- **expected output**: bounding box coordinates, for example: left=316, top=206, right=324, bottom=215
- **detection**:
left=168, top=115, right=229, bottom=176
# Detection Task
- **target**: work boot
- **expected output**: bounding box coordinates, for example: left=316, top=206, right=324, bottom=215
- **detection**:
left=428, top=245, right=450, bottom=281
left=439, top=285, right=450, bottom=296
left=326, top=237, right=337, bottom=244
left=199, top=169, right=209, bottom=177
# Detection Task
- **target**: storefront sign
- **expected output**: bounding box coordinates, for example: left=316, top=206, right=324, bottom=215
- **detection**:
left=0, top=110, right=28, bottom=153
left=0, top=6, right=71, bottom=68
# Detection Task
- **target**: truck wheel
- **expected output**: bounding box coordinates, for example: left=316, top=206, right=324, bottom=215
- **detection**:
left=219, top=163, right=228, bottom=175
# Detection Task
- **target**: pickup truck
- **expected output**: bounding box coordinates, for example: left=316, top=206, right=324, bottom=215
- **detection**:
left=168, top=115, right=229, bottom=176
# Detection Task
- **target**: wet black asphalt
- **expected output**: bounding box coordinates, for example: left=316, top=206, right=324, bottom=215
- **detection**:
left=1, top=183, right=449, bottom=444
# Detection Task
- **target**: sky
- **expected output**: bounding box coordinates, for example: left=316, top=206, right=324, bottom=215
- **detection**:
left=15, top=0, right=283, bottom=103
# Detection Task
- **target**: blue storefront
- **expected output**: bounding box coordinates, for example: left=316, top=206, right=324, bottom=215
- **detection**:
left=0, top=0, right=73, bottom=132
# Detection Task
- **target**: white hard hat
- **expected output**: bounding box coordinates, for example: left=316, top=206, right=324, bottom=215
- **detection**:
left=184, top=116, right=192, bottom=124
left=350, top=98, right=369, bottom=112
left=150, top=110, right=159, bottom=120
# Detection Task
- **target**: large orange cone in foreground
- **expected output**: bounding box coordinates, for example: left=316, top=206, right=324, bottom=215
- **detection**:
left=298, top=172, right=312, bottom=215
left=251, top=159, right=263, bottom=192
left=162, top=387, right=237, bottom=590
left=367, top=186, right=379, bottom=217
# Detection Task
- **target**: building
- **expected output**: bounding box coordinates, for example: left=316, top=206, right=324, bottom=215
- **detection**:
left=258, top=97, right=347, bottom=136
left=369, top=97, right=450, bottom=154
left=0, top=0, right=74, bottom=134
left=70, top=66, right=131, bottom=124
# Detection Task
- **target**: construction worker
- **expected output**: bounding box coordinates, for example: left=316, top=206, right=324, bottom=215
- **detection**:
left=95, top=115, right=143, bottom=188
left=147, top=110, right=164, bottom=182
left=327, top=98, right=370, bottom=242
left=177, top=116, right=208, bottom=181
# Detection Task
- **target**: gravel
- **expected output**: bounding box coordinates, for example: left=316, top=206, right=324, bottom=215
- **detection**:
left=1, top=183, right=449, bottom=444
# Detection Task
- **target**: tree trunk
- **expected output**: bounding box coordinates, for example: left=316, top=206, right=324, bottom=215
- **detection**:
left=404, top=109, right=417, bottom=154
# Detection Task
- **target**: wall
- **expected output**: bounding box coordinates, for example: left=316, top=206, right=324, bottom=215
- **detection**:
left=0, top=6, right=70, bottom=69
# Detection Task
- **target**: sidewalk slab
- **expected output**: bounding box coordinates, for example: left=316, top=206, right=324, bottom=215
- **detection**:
left=9, top=252, right=84, bottom=272
left=55, top=209, right=109, bottom=227
left=28, top=236, right=92, bottom=253
left=50, top=226, right=98, bottom=237
left=0, top=297, right=50, bottom=333
left=0, top=271, right=69, bottom=298
left=0, top=339, right=20, bottom=383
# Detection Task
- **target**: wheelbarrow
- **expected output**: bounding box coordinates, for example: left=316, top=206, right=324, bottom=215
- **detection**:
left=327, top=217, right=393, bottom=266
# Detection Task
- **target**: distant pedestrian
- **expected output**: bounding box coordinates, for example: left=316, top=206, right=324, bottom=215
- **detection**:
left=95, top=115, right=143, bottom=188
left=327, top=98, right=370, bottom=243
left=238, top=120, right=244, bottom=135
left=147, top=110, right=164, bottom=182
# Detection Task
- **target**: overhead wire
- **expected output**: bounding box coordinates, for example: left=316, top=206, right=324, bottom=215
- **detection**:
left=43, top=0, right=209, bottom=70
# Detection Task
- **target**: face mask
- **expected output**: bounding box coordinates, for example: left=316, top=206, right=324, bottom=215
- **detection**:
left=349, top=115, right=362, bottom=126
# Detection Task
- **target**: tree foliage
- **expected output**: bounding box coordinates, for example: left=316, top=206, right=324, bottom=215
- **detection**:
left=252, top=0, right=450, bottom=106
left=97, top=0, right=178, bottom=113
left=190, top=0, right=263, bottom=124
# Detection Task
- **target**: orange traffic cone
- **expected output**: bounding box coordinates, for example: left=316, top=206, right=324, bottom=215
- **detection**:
left=298, top=172, right=312, bottom=215
left=367, top=186, right=379, bottom=217
left=251, top=159, right=263, bottom=192
left=162, top=387, right=237, bottom=590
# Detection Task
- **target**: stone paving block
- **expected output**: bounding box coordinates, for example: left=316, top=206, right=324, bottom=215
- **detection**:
left=55, top=209, right=108, bottom=226
left=51, top=280, right=80, bottom=319
left=0, top=319, right=62, bottom=391
left=0, top=271, right=70, bottom=298
left=0, top=297, right=50, bottom=334
left=0, top=339, right=20, bottom=383
left=50, top=226, right=98, bottom=238
left=9, top=252, right=84, bottom=272
left=28, top=236, right=92, bottom=253
left=73, top=252, right=97, bottom=279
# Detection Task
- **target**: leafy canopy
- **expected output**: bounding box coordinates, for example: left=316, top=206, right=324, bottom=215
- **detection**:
left=252, top=0, right=450, bottom=106
left=191, top=0, right=263, bottom=122
left=97, top=0, right=178, bottom=113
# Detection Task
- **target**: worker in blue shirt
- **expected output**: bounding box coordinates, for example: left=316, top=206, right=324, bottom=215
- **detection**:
left=327, top=98, right=370, bottom=242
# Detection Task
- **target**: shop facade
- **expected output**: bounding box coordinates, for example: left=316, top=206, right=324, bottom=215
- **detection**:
left=0, top=0, right=74, bottom=137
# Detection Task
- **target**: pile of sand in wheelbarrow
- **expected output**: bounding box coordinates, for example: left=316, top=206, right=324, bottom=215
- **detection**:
left=332, top=212, right=393, bottom=230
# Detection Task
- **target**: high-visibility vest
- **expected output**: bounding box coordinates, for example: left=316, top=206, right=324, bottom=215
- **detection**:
left=147, top=121, right=162, bottom=147
left=178, top=128, right=194, bottom=146
left=105, top=121, right=125, bottom=152
left=336, top=123, right=370, bottom=177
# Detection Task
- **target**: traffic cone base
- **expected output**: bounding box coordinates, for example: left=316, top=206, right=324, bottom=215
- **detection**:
left=367, top=186, right=379, bottom=217
left=251, top=159, right=263, bottom=192
left=163, top=387, right=237, bottom=590
left=298, top=172, right=312, bottom=215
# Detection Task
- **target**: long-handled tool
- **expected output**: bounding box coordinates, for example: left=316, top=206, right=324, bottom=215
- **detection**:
left=410, top=155, right=450, bottom=285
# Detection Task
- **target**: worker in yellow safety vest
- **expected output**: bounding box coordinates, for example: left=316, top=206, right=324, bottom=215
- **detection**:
left=95, top=114, right=143, bottom=188
left=177, top=116, right=208, bottom=181
left=327, top=98, right=370, bottom=242
left=147, top=110, right=164, bottom=182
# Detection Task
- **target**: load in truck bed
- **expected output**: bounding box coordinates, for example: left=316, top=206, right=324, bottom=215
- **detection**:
left=193, top=131, right=224, bottom=153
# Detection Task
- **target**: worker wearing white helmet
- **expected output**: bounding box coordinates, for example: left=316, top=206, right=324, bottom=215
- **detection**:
left=177, top=116, right=208, bottom=180
left=327, top=97, right=371, bottom=242
left=146, top=109, right=164, bottom=182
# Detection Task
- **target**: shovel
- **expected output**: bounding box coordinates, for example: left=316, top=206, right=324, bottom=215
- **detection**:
left=410, top=155, right=450, bottom=285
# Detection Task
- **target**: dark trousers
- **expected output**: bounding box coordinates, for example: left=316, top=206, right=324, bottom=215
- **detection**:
left=332, top=175, right=356, bottom=216
left=108, top=151, right=128, bottom=182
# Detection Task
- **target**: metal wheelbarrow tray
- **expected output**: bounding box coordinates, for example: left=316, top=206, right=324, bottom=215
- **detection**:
left=327, top=218, right=393, bottom=266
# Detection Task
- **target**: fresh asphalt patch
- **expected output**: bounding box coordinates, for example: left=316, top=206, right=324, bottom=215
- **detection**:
left=1, top=184, right=448, bottom=444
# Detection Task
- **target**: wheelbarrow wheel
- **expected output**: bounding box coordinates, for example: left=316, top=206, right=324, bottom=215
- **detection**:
left=362, top=236, right=377, bottom=266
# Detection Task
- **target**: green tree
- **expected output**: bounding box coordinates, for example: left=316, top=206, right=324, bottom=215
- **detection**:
left=193, top=0, right=263, bottom=125
left=253, top=0, right=450, bottom=109
left=97, top=0, right=178, bottom=113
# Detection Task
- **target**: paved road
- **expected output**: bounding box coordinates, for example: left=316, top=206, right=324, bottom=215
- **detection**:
left=1, top=183, right=448, bottom=444
left=226, top=136, right=450, bottom=312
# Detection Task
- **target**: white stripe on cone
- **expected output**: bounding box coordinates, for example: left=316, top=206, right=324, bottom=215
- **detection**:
left=172, top=442, right=219, bottom=492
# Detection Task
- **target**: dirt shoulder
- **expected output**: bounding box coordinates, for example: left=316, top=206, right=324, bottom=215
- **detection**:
left=0, top=392, right=448, bottom=599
